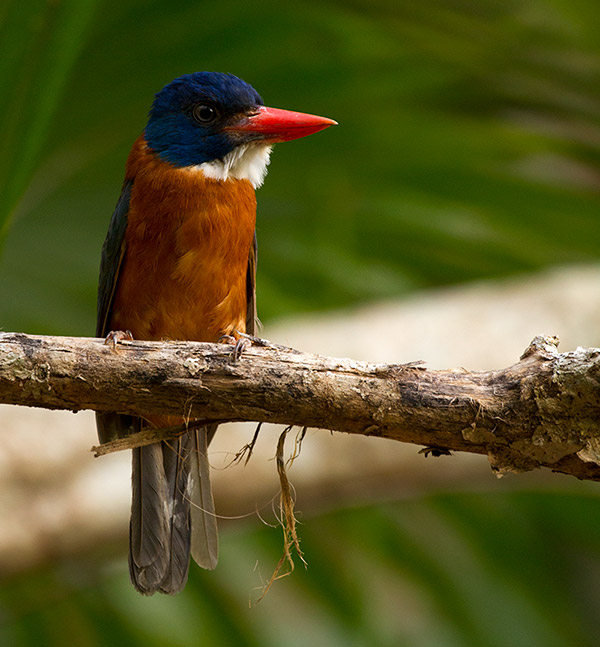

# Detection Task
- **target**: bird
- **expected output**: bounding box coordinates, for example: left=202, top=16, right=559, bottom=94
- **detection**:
left=95, top=72, right=336, bottom=595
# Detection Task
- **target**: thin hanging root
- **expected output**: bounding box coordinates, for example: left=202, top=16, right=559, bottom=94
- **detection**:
left=288, top=426, right=307, bottom=467
left=229, top=422, right=263, bottom=467
left=276, top=426, right=305, bottom=568
left=255, top=426, right=306, bottom=603
left=245, top=422, right=263, bottom=465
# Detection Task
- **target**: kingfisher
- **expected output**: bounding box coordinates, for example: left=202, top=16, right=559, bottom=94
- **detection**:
left=95, top=72, right=336, bottom=595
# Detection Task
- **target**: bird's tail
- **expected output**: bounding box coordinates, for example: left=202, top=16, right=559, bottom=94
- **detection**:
left=129, top=426, right=218, bottom=595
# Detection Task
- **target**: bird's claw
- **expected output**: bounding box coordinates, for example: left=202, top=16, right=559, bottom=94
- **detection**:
left=219, top=330, right=272, bottom=361
left=231, top=337, right=251, bottom=361
left=232, top=330, right=278, bottom=361
left=104, top=329, right=134, bottom=350
left=234, top=331, right=273, bottom=348
left=217, top=333, right=249, bottom=362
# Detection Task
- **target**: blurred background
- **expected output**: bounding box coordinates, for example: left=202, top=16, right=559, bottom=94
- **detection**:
left=2, top=0, right=600, bottom=645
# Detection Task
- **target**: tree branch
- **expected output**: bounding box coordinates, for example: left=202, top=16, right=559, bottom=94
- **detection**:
left=1, top=332, right=599, bottom=481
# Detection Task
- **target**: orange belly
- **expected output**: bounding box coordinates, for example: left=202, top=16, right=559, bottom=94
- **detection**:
left=109, top=136, right=257, bottom=344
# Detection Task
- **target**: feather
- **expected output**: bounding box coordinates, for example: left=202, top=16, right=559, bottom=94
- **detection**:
left=129, top=436, right=198, bottom=595
left=96, top=180, right=131, bottom=339
left=130, top=443, right=171, bottom=594
left=189, top=426, right=219, bottom=569
left=246, top=232, right=258, bottom=336
left=158, top=435, right=192, bottom=593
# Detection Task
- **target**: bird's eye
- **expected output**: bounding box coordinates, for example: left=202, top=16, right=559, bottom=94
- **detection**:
left=192, top=103, right=218, bottom=124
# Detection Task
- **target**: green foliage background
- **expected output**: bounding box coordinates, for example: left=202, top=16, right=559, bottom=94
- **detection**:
left=1, top=0, right=600, bottom=645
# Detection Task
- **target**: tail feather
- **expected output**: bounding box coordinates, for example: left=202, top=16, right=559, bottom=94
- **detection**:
left=130, top=442, right=173, bottom=594
left=190, top=427, right=219, bottom=570
left=158, top=436, right=193, bottom=593
left=128, top=427, right=218, bottom=595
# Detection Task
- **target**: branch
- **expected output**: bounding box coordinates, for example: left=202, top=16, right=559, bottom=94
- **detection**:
left=1, top=332, right=599, bottom=481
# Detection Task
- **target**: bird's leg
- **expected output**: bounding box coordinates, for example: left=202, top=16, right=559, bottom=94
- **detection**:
left=104, top=329, right=134, bottom=350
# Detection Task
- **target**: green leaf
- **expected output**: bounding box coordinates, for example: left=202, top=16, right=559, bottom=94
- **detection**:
left=0, top=0, right=97, bottom=244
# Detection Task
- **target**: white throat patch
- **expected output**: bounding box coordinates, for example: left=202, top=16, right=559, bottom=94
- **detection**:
left=195, top=143, right=273, bottom=189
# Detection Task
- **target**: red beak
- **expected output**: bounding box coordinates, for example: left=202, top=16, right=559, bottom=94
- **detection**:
left=230, top=106, right=337, bottom=143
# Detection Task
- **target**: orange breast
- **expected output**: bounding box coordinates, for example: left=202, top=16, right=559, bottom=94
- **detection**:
left=109, top=136, right=257, bottom=343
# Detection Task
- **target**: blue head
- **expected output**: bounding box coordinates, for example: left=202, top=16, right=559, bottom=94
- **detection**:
left=144, top=72, right=336, bottom=174
left=145, top=72, right=264, bottom=167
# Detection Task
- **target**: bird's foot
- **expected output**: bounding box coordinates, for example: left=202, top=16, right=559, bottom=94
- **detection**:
left=218, top=333, right=250, bottom=362
left=234, top=331, right=274, bottom=348
left=219, top=331, right=296, bottom=362
left=219, top=330, right=276, bottom=362
left=232, top=330, right=283, bottom=361
left=104, top=329, right=134, bottom=350
left=235, top=331, right=301, bottom=355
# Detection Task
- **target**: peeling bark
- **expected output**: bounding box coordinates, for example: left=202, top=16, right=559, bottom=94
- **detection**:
left=1, top=332, right=599, bottom=481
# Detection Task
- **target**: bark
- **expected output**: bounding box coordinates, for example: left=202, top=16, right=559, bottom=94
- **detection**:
left=1, top=332, right=599, bottom=481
